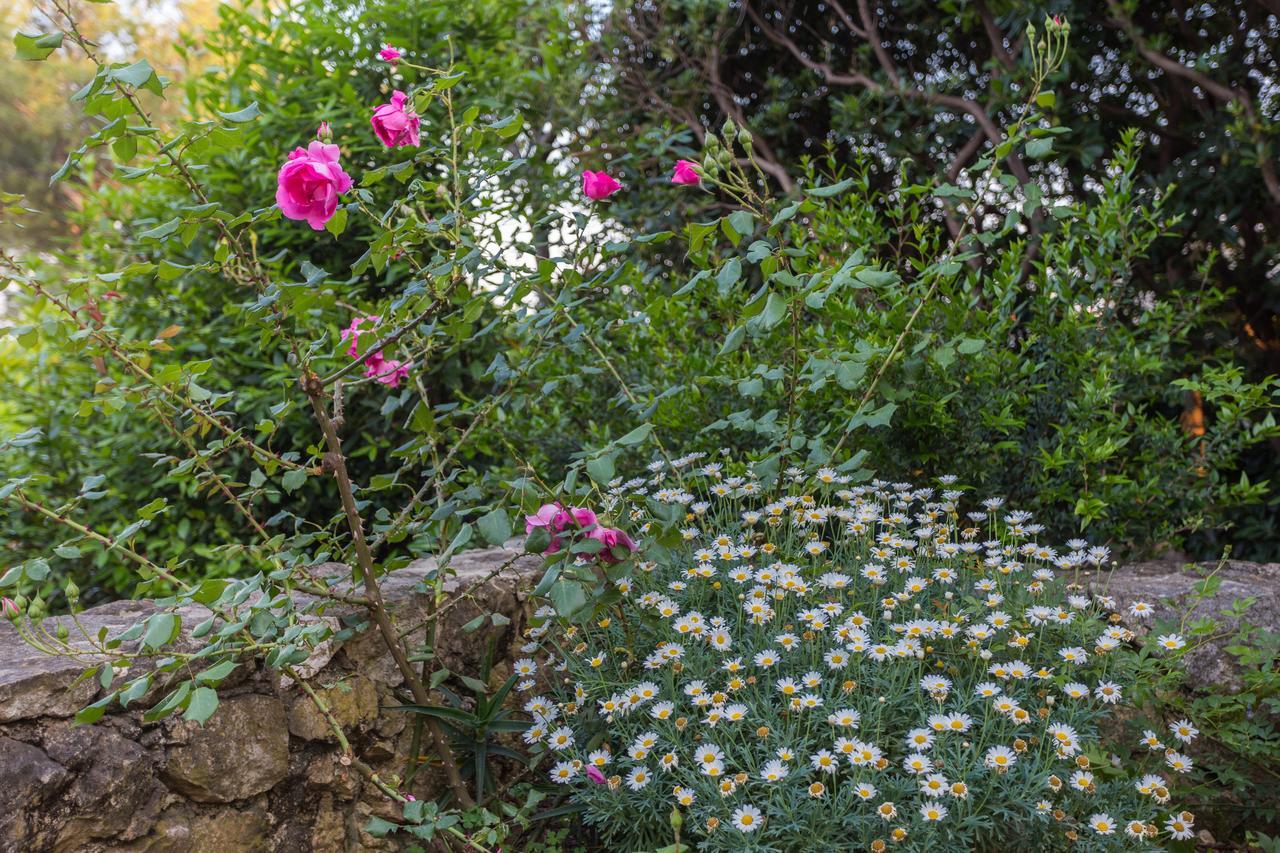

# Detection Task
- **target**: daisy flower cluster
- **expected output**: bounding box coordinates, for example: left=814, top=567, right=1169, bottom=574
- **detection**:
left=518, top=458, right=1196, bottom=850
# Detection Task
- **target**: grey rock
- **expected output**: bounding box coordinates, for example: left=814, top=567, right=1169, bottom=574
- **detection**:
left=288, top=675, right=378, bottom=742
left=0, top=736, right=72, bottom=848
left=162, top=694, right=290, bottom=803
left=1086, top=560, right=1280, bottom=691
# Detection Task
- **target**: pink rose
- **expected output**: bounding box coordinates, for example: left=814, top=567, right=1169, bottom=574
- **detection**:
left=671, top=160, right=701, bottom=185
left=525, top=503, right=567, bottom=534
left=276, top=141, right=353, bottom=230
left=582, top=170, right=621, bottom=201
left=340, top=314, right=380, bottom=357
left=1, top=597, right=19, bottom=619
left=525, top=503, right=569, bottom=555
left=569, top=507, right=598, bottom=530
left=586, top=766, right=606, bottom=784
left=379, top=44, right=402, bottom=64
left=316, top=121, right=332, bottom=141
left=524, top=504, right=600, bottom=554
left=338, top=315, right=410, bottom=387
left=371, top=91, right=420, bottom=148
left=365, top=355, right=410, bottom=387
left=588, top=526, right=636, bottom=564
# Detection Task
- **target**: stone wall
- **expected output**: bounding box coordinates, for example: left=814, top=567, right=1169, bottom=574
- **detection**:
left=0, top=553, right=1276, bottom=852
left=0, top=546, right=541, bottom=853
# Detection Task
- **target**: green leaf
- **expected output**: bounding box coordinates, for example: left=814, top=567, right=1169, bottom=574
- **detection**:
left=715, top=258, right=742, bottom=293
left=617, top=424, right=652, bottom=446
left=585, top=455, right=615, bottom=485
left=524, top=526, right=551, bottom=555
left=195, top=660, right=238, bottom=684
left=806, top=177, right=854, bottom=198
left=725, top=210, right=755, bottom=243
left=75, top=694, right=114, bottom=725
left=1036, top=91, right=1056, bottom=109
left=849, top=402, right=898, bottom=430
left=1025, top=138, right=1054, bottom=160
left=745, top=240, right=773, bottom=263
left=957, top=338, right=986, bottom=354
left=111, top=136, right=137, bottom=163
left=14, top=32, right=63, bottom=61
left=217, top=102, right=261, bottom=123
left=183, top=686, right=219, bottom=724
left=719, top=325, right=746, bottom=357
left=759, top=292, right=789, bottom=330
left=532, top=564, right=560, bottom=596
left=108, top=60, right=156, bottom=88
left=548, top=579, right=587, bottom=618
left=370, top=810, right=412, bottom=837
left=835, top=361, right=866, bottom=390
left=476, top=508, right=512, bottom=546
left=119, top=676, right=152, bottom=708
left=431, top=72, right=465, bottom=92
left=137, top=218, right=181, bottom=241
left=156, top=260, right=192, bottom=281
left=325, top=207, right=349, bottom=238
left=142, top=613, right=179, bottom=650
left=281, top=468, right=308, bottom=493
left=770, top=201, right=801, bottom=226
left=25, top=558, right=50, bottom=581
left=854, top=269, right=899, bottom=288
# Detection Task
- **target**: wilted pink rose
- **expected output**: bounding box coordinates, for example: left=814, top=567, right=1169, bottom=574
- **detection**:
left=525, top=503, right=601, bottom=554
left=366, top=355, right=410, bottom=387
left=589, top=526, right=636, bottom=564
left=1, top=597, right=19, bottom=619
left=569, top=507, right=598, bottom=530
left=379, top=44, right=402, bottom=64
left=525, top=503, right=566, bottom=534
left=582, top=170, right=621, bottom=200
left=371, top=91, right=420, bottom=148
left=586, top=766, right=606, bottom=784
left=671, top=160, right=701, bottom=185
left=340, top=314, right=380, bottom=357
left=339, top=315, right=409, bottom=387
left=276, top=141, right=353, bottom=230
left=526, top=504, right=569, bottom=554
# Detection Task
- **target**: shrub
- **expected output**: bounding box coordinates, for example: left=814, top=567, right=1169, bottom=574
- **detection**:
left=521, top=461, right=1201, bottom=850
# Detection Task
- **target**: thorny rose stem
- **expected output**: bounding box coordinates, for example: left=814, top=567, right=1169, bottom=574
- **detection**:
left=304, top=371, right=474, bottom=807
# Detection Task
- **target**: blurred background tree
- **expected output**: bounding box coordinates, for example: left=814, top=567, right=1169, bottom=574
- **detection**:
left=0, top=0, right=219, bottom=249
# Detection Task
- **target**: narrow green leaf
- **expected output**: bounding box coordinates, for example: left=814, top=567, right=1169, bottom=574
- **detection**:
left=805, top=177, right=854, bottom=198
left=217, top=102, right=261, bottom=123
